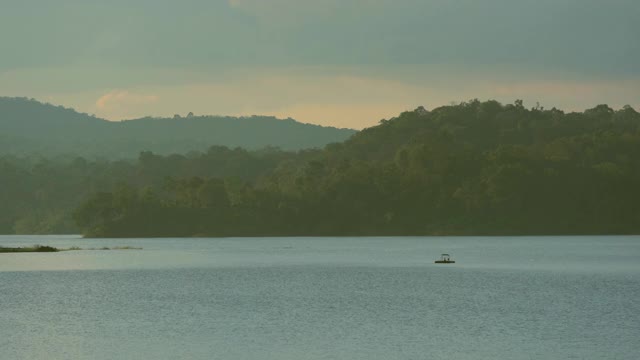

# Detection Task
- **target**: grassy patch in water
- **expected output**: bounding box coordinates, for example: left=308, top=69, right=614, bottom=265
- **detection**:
left=110, top=246, right=143, bottom=250
left=0, top=245, right=142, bottom=253
left=0, top=245, right=59, bottom=253
left=83, top=246, right=143, bottom=251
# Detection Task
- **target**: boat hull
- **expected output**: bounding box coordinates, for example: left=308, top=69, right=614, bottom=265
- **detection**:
left=434, top=261, right=455, bottom=264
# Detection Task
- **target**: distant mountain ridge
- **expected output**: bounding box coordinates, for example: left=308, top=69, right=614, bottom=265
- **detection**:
left=0, top=97, right=357, bottom=157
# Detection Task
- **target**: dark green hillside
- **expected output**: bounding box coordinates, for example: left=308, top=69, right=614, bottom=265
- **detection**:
left=73, top=100, right=640, bottom=237
left=0, top=97, right=356, bottom=157
left=0, top=146, right=313, bottom=234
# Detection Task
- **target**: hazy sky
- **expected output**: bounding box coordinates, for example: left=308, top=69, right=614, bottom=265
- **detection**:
left=1, top=0, right=638, bottom=129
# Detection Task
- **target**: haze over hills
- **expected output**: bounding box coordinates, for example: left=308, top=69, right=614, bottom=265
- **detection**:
left=0, top=97, right=357, bottom=157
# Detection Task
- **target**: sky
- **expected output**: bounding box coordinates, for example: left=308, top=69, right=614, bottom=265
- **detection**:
left=0, top=0, right=638, bottom=129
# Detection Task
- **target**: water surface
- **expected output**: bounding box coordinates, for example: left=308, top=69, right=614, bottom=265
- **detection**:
left=1, top=235, right=639, bottom=359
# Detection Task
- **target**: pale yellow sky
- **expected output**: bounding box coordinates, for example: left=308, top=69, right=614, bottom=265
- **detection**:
left=2, top=65, right=637, bottom=129
left=1, top=1, right=638, bottom=129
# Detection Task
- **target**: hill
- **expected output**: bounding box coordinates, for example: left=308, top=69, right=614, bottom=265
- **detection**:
left=0, top=97, right=356, bottom=157
left=72, top=100, right=640, bottom=237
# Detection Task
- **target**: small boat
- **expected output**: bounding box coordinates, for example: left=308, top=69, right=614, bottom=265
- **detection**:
left=435, top=253, right=455, bottom=264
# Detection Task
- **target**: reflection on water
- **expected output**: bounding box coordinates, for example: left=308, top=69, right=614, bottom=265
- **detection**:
left=1, top=235, right=639, bottom=359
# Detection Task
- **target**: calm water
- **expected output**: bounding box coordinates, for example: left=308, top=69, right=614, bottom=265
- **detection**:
left=1, top=235, right=639, bottom=360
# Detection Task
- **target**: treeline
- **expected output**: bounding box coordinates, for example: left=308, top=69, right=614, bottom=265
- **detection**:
left=73, top=100, right=640, bottom=237
left=0, top=147, right=314, bottom=234
left=0, top=97, right=355, bottom=157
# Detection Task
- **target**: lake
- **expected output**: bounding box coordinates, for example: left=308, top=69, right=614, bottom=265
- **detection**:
left=1, top=235, right=639, bottom=359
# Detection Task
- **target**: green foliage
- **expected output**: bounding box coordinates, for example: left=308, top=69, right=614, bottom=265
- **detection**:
left=71, top=101, right=640, bottom=237
left=2, top=99, right=639, bottom=236
left=0, top=146, right=305, bottom=234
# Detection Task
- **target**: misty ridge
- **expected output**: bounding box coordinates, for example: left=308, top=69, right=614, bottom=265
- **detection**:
left=1, top=98, right=639, bottom=236
left=0, top=97, right=356, bottom=157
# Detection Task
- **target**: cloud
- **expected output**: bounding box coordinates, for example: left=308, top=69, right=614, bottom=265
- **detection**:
left=227, top=0, right=347, bottom=23
left=93, top=90, right=159, bottom=120
left=2, top=0, right=638, bottom=76
left=96, top=90, right=158, bottom=110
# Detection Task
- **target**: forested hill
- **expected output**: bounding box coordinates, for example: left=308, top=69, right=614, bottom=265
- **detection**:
left=73, top=100, right=640, bottom=237
left=0, top=97, right=356, bottom=157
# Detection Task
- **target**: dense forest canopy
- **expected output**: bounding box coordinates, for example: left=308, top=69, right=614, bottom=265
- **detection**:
left=0, top=97, right=355, bottom=157
left=0, top=146, right=319, bottom=234
left=65, top=100, right=640, bottom=237
left=1, top=99, right=639, bottom=236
